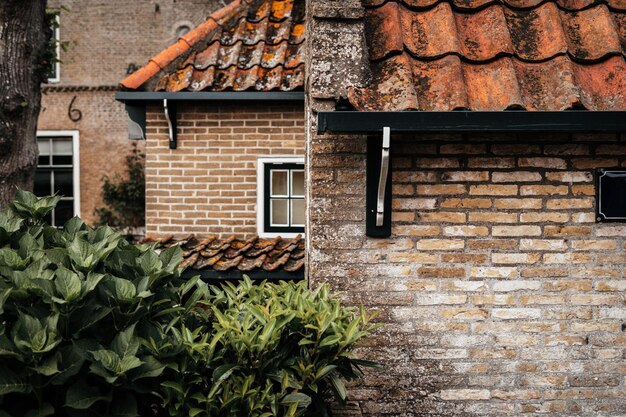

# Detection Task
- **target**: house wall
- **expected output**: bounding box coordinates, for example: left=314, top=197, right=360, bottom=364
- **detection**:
left=307, top=131, right=626, bottom=416
left=144, top=102, right=305, bottom=238
left=307, top=3, right=626, bottom=415
left=38, top=0, right=231, bottom=225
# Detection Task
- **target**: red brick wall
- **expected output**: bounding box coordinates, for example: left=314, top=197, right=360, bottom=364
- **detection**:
left=145, top=102, right=305, bottom=237
left=308, top=132, right=626, bottom=416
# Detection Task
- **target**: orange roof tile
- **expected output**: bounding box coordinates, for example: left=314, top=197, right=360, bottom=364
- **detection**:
left=120, top=0, right=305, bottom=92
left=144, top=234, right=305, bottom=276
left=348, top=0, right=626, bottom=111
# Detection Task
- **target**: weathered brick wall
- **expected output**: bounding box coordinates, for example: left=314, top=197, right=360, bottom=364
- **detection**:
left=308, top=132, right=626, bottom=416
left=46, top=0, right=232, bottom=86
left=37, top=1, right=230, bottom=225
left=145, top=102, right=305, bottom=237
left=38, top=90, right=137, bottom=225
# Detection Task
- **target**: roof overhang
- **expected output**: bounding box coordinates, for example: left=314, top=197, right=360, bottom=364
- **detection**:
left=116, top=91, right=305, bottom=148
left=318, top=111, right=626, bottom=134
left=317, top=110, right=626, bottom=239
left=116, top=91, right=304, bottom=103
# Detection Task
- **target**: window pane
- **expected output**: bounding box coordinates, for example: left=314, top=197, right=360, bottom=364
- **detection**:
left=291, top=170, right=304, bottom=197
left=34, top=169, right=51, bottom=197
left=52, top=155, right=73, bottom=166
left=271, top=170, right=288, bottom=196
left=55, top=200, right=74, bottom=227
left=38, top=139, right=50, bottom=155
left=54, top=169, right=73, bottom=197
left=291, top=199, right=305, bottom=226
left=38, top=140, right=51, bottom=165
left=52, top=140, right=72, bottom=155
left=271, top=199, right=288, bottom=226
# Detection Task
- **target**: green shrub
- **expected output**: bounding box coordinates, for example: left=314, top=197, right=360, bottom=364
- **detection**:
left=0, top=190, right=189, bottom=417
left=161, top=278, right=380, bottom=417
left=0, top=191, right=379, bottom=417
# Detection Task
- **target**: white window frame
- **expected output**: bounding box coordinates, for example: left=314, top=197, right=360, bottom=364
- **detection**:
left=257, top=156, right=305, bottom=238
left=47, top=13, right=60, bottom=83
left=36, top=130, right=80, bottom=218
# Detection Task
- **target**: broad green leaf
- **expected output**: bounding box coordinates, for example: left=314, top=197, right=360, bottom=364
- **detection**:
left=0, top=288, right=12, bottom=314
left=81, top=272, right=104, bottom=296
left=0, top=249, right=26, bottom=269
left=91, top=350, right=120, bottom=373
left=111, top=277, right=136, bottom=301
left=30, top=354, right=60, bottom=376
left=159, top=246, right=183, bottom=273
left=65, top=382, right=107, bottom=409
left=138, top=250, right=161, bottom=275
left=118, top=356, right=143, bottom=374
left=0, top=336, right=19, bottom=358
left=54, top=266, right=82, bottom=302
left=132, top=356, right=165, bottom=380
left=189, top=408, right=204, bottom=417
left=112, top=324, right=139, bottom=358
left=63, top=217, right=86, bottom=237
left=0, top=366, right=30, bottom=395
left=67, top=237, right=97, bottom=270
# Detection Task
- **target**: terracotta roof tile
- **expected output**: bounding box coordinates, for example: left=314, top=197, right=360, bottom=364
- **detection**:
left=349, top=0, right=626, bottom=111
left=120, top=0, right=305, bottom=92
left=144, top=234, right=305, bottom=275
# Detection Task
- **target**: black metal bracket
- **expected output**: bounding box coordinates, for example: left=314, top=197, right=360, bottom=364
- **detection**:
left=366, top=129, right=392, bottom=237
left=124, top=102, right=146, bottom=140
left=164, top=99, right=177, bottom=149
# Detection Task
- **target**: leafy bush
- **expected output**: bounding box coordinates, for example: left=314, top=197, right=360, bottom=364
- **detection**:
left=0, top=190, right=188, bottom=417
left=160, top=278, right=380, bottom=417
left=0, top=191, right=379, bottom=417
left=95, top=143, right=145, bottom=233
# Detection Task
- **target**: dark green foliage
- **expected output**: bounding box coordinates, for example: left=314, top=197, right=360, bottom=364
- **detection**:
left=95, top=144, right=145, bottom=231
left=1, top=191, right=379, bottom=417
left=160, top=279, right=380, bottom=417
left=0, top=190, right=187, bottom=417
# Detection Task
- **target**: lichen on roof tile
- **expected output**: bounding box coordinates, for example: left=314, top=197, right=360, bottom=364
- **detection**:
left=350, top=0, right=626, bottom=111
left=120, top=0, right=305, bottom=92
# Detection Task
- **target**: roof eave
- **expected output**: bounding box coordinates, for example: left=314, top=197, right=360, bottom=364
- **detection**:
left=116, top=91, right=305, bottom=103
left=317, top=110, right=626, bottom=134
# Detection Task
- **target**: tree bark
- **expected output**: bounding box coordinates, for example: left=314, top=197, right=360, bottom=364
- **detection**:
left=0, top=0, right=50, bottom=208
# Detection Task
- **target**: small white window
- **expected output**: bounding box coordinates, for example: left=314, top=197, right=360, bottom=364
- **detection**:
left=257, top=157, right=305, bottom=237
left=47, top=12, right=60, bottom=83
left=35, top=131, right=80, bottom=226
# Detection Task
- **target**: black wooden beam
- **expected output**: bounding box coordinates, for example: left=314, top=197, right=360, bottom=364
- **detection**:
left=116, top=91, right=304, bottom=103
left=318, top=111, right=626, bottom=134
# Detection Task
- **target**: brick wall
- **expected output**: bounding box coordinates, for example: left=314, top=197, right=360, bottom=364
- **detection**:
left=37, top=1, right=230, bottom=226
left=145, top=102, right=305, bottom=237
left=46, top=0, right=231, bottom=86
left=38, top=90, right=136, bottom=225
left=308, top=132, right=626, bottom=416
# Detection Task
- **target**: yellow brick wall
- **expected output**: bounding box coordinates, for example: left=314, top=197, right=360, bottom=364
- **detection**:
left=308, top=132, right=626, bottom=416
left=145, top=102, right=305, bottom=237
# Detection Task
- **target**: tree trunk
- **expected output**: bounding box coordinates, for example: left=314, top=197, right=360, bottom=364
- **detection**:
left=0, top=0, right=50, bottom=208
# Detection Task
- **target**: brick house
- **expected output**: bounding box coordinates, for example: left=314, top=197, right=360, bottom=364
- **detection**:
left=308, top=1, right=626, bottom=416
left=37, top=0, right=229, bottom=226
left=117, top=0, right=306, bottom=280
left=118, top=0, right=626, bottom=414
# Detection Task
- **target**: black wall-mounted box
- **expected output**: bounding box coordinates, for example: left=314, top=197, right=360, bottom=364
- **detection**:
left=597, top=169, right=626, bottom=222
